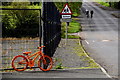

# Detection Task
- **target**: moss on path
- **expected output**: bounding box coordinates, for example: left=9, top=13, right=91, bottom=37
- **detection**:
left=53, top=39, right=100, bottom=69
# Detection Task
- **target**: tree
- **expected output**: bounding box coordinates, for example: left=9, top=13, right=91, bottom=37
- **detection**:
left=109, top=2, right=111, bottom=7
left=108, top=2, right=120, bottom=9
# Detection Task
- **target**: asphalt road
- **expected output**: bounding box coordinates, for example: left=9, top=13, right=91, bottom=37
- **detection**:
left=80, top=1, right=118, bottom=78
left=1, top=69, right=109, bottom=79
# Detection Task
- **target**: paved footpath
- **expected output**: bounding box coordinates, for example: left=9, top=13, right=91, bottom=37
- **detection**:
left=1, top=39, right=114, bottom=80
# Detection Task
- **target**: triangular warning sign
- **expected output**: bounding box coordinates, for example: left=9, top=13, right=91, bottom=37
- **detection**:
left=61, top=3, right=72, bottom=15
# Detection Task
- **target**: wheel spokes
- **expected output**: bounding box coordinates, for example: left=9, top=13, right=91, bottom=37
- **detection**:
left=12, top=56, right=28, bottom=71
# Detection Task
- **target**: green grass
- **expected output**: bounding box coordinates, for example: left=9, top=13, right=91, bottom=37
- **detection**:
left=99, top=2, right=109, bottom=7
left=68, top=20, right=80, bottom=33
left=54, top=39, right=100, bottom=69
left=73, top=42, right=100, bottom=69
left=55, top=63, right=64, bottom=69
left=67, top=35, right=80, bottom=39
left=72, top=12, right=80, bottom=17
left=94, top=0, right=110, bottom=7
left=61, top=19, right=81, bottom=39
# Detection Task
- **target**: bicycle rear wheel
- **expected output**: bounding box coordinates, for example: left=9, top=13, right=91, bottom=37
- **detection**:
left=12, top=55, right=28, bottom=71
left=38, top=55, right=53, bottom=71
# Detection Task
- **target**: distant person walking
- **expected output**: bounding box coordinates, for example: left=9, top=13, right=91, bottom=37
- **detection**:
left=90, top=10, right=94, bottom=18
left=86, top=10, right=89, bottom=18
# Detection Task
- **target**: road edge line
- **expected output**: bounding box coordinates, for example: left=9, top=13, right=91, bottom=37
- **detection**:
left=79, top=38, right=113, bottom=79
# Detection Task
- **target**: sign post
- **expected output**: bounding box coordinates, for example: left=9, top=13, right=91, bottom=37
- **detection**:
left=60, top=3, right=72, bottom=45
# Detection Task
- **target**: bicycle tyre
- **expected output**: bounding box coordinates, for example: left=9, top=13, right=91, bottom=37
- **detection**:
left=38, top=55, right=53, bottom=71
left=12, top=55, right=28, bottom=71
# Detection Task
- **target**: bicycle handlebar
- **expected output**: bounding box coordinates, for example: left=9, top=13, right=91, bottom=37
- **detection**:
left=38, top=46, right=45, bottom=49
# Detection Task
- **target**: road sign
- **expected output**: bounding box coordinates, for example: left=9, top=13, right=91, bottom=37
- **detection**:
left=60, top=3, right=73, bottom=21
left=62, top=15, right=71, bottom=19
left=60, top=3, right=73, bottom=45
left=60, top=3, right=72, bottom=15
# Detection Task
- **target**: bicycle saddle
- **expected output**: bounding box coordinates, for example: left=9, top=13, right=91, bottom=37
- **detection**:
left=23, top=52, right=31, bottom=55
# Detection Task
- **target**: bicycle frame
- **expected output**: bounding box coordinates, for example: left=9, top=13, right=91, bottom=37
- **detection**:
left=26, top=50, right=44, bottom=62
left=19, top=50, right=45, bottom=68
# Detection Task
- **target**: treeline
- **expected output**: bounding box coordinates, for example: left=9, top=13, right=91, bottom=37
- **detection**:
left=108, top=2, right=120, bottom=9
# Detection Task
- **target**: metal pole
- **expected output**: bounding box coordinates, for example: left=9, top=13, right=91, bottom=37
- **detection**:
left=39, top=9, right=41, bottom=47
left=41, top=0, right=44, bottom=46
left=65, top=22, right=69, bottom=45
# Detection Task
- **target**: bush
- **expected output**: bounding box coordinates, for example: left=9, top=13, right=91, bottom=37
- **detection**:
left=111, top=2, right=120, bottom=9
left=2, top=2, right=40, bottom=37
left=98, top=2, right=120, bottom=9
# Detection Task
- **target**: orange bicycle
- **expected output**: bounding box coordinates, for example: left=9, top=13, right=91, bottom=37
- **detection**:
left=12, top=46, right=53, bottom=71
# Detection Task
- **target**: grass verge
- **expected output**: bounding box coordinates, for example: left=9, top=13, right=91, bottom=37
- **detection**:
left=111, top=13, right=120, bottom=18
left=73, top=40, right=100, bottom=69
left=93, top=0, right=110, bottom=7
left=61, top=18, right=81, bottom=39
left=98, top=2, right=109, bottom=7
left=54, top=39, right=100, bottom=70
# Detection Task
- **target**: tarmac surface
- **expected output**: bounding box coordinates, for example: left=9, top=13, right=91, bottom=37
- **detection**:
left=78, top=1, right=119, bottom=78
left=2, top=69, right=108, bottom=78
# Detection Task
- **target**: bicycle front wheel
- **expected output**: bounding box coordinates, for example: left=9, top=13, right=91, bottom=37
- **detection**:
left=38, top=55, right=53, bottom=71
left=12, top=55, right=28, bottom=71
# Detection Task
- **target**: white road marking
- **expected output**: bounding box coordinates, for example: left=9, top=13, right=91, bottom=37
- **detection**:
left=82, top=40, right=113, bottom=79
left=100, top=67, right=112, bottom=79
left=102, top=40, right=110, bottom=42
left=85, top=40, right=89, bottom=44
